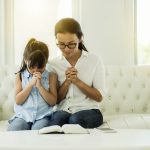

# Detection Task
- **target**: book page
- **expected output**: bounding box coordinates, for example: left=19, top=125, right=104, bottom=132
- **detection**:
left=96, top=127, right=117, bottom=133
left=62, top=124, right=89, bottom=134
left=39, top=125, right=62, bottom=134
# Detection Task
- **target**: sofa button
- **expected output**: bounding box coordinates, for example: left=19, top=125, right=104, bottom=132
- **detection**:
left=128, top=83, right=131, bottom=88
left=142, top=83, right=146, bottom=88
left=101, top=108, right=105, bottom=112
left=106, top=71, right=109, bottom=77
left=113, top=82, right=117, bottom=88
left=147, top=73, right=150, bottom=77
left=143, top=106, right=147, bottom=112
left=136, top=95, right=140, bottom=101
left=120, top=71, right=123, bottom=77
left=122, top=95, right=126, bottom=100
left=116, top=107, right=120, bottom=112
left=131, top=109, right=134, bottom=112
left=133, top=72, right=137, bottom=77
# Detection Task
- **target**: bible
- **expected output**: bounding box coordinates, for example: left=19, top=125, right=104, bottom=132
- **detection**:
left=39, top=124, right=89, bottom=134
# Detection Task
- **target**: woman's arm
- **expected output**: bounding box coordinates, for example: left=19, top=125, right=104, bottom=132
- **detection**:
left=57, top=68, right=72, bottom=102
left=15, top=73, right=34, bottom=105
left=57, top=79, right=71, bottom=103
left=69, top=67, right=103, bottom=102
left=37, top=73, right=58, bottom=106
left=73, top=79, right=102, bottom=102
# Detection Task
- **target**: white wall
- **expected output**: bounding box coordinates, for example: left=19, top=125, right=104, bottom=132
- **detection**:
left=1, top=0, right=135, bottom=65
left=0, top=0, right=14, bottom=65
left=73, top=0, right=135, bottom=66
left=14, top=0, right=60, bottom=65
left=14, top=0, right=72, bottom=65
left=0, top=0, right=4, bottom=64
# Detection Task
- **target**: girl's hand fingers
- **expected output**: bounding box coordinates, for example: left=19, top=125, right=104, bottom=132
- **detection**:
left=33, top=72, right=42, bottom=79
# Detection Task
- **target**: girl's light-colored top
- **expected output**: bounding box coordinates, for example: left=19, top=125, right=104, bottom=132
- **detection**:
left=11, top=69, right=53, bottom=123
left=48, top=51, right=106, bottom=114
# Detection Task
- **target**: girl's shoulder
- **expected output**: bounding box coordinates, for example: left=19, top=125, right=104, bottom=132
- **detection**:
left=21, top=69, right=30, bottom=78
left=42, top=69, right=49, bottom=76
left=15, top=72, right=22, bottom=82
left=16, top=69, right=31, bottom=82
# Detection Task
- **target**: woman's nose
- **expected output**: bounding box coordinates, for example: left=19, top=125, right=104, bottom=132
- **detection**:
left=64, top=46, right=70, bottom=51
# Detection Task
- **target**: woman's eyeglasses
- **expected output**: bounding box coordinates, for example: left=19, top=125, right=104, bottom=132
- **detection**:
left=56, top=43, right=77, bottom=49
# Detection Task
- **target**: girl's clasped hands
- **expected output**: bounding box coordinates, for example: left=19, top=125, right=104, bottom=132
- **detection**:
left=30, top=72, right=42, bottom=89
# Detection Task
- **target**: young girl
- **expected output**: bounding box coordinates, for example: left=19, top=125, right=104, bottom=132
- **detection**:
left=8, top=38, right=57, bottom=131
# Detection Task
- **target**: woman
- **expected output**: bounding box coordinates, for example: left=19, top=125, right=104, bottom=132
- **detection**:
left=48, top=18, right=105, bottom=128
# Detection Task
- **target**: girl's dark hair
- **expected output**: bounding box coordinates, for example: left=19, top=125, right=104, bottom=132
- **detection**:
left=55, top=18, right=88, bottom=51
left=27, top=50, right=46, bottom=69
left=18, top=38, right=49, bottom=73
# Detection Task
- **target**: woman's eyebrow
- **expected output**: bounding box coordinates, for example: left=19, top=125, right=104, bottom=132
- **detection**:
left=58, top=40, right=75, bottom=44
left=68, top=41, right=76, bottom=43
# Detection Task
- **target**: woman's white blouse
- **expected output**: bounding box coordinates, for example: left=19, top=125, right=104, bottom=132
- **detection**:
left=47, top=51, right=106, bottom=113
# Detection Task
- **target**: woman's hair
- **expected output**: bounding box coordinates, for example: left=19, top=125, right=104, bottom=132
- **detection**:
left=55, top=18, right=88, bottom=51
left=18, top=38, right=49, bottom=73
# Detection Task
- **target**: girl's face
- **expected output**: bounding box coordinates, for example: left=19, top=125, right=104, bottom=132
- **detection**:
left=27, top=66, right=45, bottom=75
left=26, top=61, right=45, bottom=75
left=56, top=33, right=80, bottom=59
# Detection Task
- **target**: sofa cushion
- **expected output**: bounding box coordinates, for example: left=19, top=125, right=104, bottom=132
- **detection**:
left=100, top=65, right=150, bottom=115
left=101, top=114, right=150, bottom=129
left=0, top=120, right=9, bottom=131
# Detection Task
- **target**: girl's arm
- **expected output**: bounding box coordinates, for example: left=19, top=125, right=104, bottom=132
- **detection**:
left=15, top=73, right=34, bottom=105
left=37, top=73, right=58, bottom=106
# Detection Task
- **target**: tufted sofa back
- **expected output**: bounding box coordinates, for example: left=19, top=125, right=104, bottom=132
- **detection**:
left=0, top=65, right=19, bottom=120
left=0, top=65, right=150, bottom=121
left=100, top=65, right=150, bottom=115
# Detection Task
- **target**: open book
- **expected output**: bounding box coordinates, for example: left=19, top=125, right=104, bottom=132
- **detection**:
left=96, top=127, right=117, bottom=133
left=39, top=124, right=89, bottom=134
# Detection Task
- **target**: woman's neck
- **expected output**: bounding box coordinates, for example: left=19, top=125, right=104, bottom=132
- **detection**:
left=66, top=50, right=82, bottom=66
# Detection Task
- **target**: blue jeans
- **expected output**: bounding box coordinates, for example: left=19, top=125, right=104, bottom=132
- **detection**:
left=48, top=111, right=70, bottom=126
left=7, top=117, right=50, bottom=131
left=49, top=109, right=103, bottom=128
left=69, top=109, right=103, bottom=128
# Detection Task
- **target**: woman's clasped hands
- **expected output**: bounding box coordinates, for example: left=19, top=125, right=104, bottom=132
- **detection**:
left=65, top=66, right=79, bottom=84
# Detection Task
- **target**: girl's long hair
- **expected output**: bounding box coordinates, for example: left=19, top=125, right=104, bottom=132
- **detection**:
left=18, top=38, right=49, bottom=73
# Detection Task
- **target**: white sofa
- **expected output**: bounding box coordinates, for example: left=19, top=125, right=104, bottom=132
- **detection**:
left=0, top=65, right=150, bottom=131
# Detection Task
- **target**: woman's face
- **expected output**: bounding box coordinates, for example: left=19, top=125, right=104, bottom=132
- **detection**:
left=56, top=33, right=80, bottom=58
